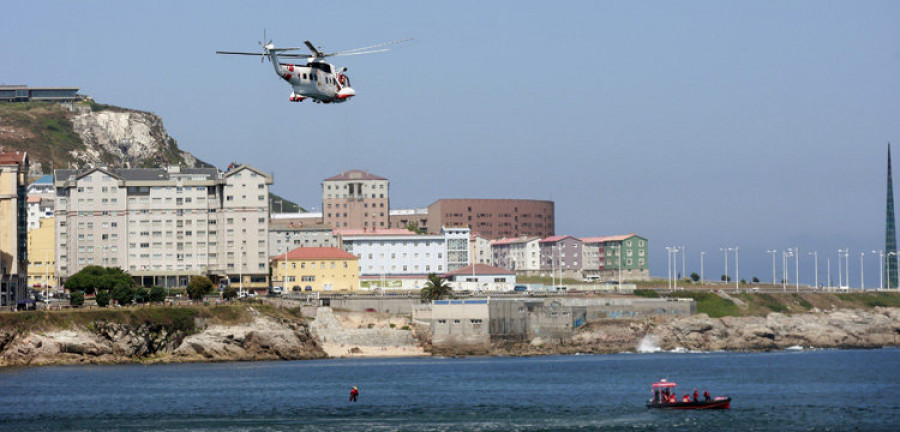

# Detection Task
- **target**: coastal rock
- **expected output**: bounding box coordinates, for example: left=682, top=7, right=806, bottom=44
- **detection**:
left=650, top=308, right=899, bottom=351
left=0, top=314, right=325, bottom=367
left=173, top=315, right=325, bottom=362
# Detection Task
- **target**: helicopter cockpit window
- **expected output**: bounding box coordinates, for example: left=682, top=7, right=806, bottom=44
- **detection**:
left=310, top=63, right=332, bottom=73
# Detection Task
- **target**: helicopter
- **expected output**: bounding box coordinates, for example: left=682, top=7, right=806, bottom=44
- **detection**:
left=216, top=36, right=411, bottom=103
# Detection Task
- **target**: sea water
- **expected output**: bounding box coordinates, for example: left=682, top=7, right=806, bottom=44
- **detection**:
left=1, top=348, right=898, bottom=431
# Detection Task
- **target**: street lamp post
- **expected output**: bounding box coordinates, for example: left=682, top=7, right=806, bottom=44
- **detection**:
left=872, top=250, right=883, bottom=291
left=767, top=250, right=777, bottom=286
left=720, top=247, right=730, bottom=285
left=860, top=252, right=865, bottom=291
left=794, top=246, right=800, bottom=293
left=808, top=251, right=818, bottom=290
left=837, top=250, right=845, bottom=289
left=681, top=245, right=685, bottom=283
left=700, top=251, right=706, bottom=284
left=734, top=247, right=740, bottom=292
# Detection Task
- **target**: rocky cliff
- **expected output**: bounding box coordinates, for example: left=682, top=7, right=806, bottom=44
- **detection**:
left=70, top=109, right=202, bottom=169
left=0, top=101, right=205, bottom=172
left=0, top=308, right=325, bottom=367
left=430, top=308, right=900, bottom=357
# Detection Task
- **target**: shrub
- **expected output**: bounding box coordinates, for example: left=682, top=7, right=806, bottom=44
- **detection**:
left=95, top=290, right=110, bottom=307
left=134, top=287, right=150, bottom=303
left=222, top=286, right=238, bottom=300
left=633, top=289, right=660, bottom=298
left=70, top=291, right=85, bottom=307
left=112, top=283, right=136, bottom=306
left=187, top=276, right=214, bottom=301
left=149, top=286, right=166, bottom=303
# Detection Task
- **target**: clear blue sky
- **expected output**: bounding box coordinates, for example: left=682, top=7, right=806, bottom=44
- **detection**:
left=3, top=1, right=899, bottom=287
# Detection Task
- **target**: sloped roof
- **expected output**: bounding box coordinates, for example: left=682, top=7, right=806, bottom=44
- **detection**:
left=444, top=263, right=516, bottom=277
left=335, top=228, right=417, bottom=236
left=581, top=234, right=640, bottom=243
left=491, top=236, right=539, bottom=246
left=540, top=235, right=578, bottom=244
left=0, top=151, right=27, bottom=166
left=271, top=247, right=358, bottom=261
left=324, top=169, right=387, bottom=181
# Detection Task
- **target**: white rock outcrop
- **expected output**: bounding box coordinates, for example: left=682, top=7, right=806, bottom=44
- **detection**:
left=71, top=110, right=200, bottom=168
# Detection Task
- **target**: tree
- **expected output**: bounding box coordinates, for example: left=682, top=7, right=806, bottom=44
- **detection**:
left=690, top=272, right=700, bottom=282
left=721, top=274, right=732, bottom=282
left=405, top=222, right=425, bottom=234
left=95, top=290, right=110, bottom=307
left=420, top=273, right=453, bottom=302
left=134, top=287, right=150, bottom=303
left=222, top=286, right=238, bottom=300
left=187, top=276, right=214, bottom=301
left=70, top=291, right=85, bottom=307
left=149, top=286, right=166, bottom=303
left=112, top=282, right=136, bottom=306
left=752, top=277, right=760, bottom=283
left=64, top=266, right=133, bottom=296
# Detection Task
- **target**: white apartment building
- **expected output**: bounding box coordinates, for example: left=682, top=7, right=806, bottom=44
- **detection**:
left=26, top=174, right=55, bottom=230
left=491, top=236, right=540, bottom=271
left=338, top=227, right=470, bottom=278
left=54, top=164, right=273, bottom=289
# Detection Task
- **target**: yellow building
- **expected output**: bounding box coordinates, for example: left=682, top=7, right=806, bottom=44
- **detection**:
left=1, top=151, right=28, bottom=307
left=27, top=217, right=55, bottom=289
left=271, top=247, right=359, bottom=293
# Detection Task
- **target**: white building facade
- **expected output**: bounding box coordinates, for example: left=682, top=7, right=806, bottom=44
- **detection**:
left=338, top=227, right=470, bottom=278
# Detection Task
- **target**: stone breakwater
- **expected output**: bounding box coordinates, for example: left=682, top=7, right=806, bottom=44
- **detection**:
left=0, top=314, right=325, bottom=367
left=430, top=307, right=900, bottom=356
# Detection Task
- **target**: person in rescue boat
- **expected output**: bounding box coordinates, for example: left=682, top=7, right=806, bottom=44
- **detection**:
left=693, top=389, right=699, bottom=402
left=703, top=390, right=711, bottom=401
left=349, top=386, right=359, bottom=402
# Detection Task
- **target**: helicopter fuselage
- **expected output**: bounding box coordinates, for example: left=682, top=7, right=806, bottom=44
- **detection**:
left=270, top=52, right=354, bottom=103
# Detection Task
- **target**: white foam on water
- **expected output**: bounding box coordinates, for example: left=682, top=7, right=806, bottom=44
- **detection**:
left=638, top=335, right=662, bottom=353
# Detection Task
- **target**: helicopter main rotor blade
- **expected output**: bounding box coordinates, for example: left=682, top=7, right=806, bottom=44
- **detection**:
left=216, top=51, right=266, bottom=56
left=304, top=41, right=324, bottom=58
left=330, top=38, right=413, bottom=56
left=328, top=49, right=390, bottom=57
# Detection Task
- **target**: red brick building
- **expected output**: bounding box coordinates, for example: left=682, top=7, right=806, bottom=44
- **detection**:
left=424, top=199, right=554, bottom=240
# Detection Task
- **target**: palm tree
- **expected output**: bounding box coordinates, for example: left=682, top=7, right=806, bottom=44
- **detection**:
left=420, top=273, right=453, bottom=302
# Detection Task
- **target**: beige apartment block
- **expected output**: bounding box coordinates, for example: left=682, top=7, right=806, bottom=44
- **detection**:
left=322, top=169, right=389, bottom=229
left=54, top=164, right=273, bottom=289
left=0, top=152, right=29, bottom=307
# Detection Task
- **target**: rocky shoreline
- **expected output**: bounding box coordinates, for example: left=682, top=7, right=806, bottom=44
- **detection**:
left=1, top=307, right=897, bottom=367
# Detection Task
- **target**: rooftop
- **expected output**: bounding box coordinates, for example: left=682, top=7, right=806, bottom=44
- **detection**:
left=271, top=247, right=358, bottom=261
left=444, top=263, right=516, bottom=277
left=324, top=169, right=387, bottom=181
left=581, top=234, right=640, bottom=243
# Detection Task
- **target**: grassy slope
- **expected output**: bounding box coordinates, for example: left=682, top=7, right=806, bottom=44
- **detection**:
left=0, top=303, right=306, bottom=334
left=0, top=102, right=85, bottom=172
left=636, top=291, right=900, bottom=318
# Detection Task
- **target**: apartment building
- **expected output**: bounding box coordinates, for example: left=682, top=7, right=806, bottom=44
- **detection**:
left=268, top=216, right=336, bottom=257
left=26, top=217, right=55, bottom=289
left=491, top=236, right=540, bottom=272
left=538, top=235, right=584, bottom=279
left=322, top=170, right=389, bottom=229
left=593, top=234, right=649, bottom=281
left=27, top=174, right=55, bottom=230
left=0, top=152, right=28, bottom=307
left=271, top=247, right=359, bottom=293
left=338, top=227, right=470, bottom=279
left=53, top=164, right=273, bottom=289
left=424, top=199, right=554, bottom=239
